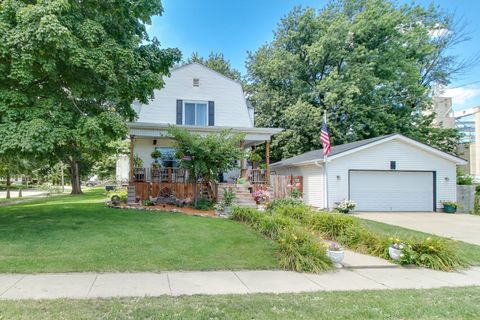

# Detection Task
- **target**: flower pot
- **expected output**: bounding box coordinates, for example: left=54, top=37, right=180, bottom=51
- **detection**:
left=327, top=249, right=344, bottom=268
left=223, top=206, right=231, bottom=215
left=443, top=204, right=457, bottom=214
left=388, top=246, right=403, bottom=261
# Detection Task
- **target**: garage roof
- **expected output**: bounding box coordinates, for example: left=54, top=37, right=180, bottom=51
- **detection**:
left=270, top=133, right=467, bottom=168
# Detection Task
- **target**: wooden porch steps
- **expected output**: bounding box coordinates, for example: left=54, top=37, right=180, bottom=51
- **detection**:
left=217, top=183, right=257, bottom=209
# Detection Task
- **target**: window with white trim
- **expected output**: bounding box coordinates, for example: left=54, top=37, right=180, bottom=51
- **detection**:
left=184, top=102, right=207, bottom=126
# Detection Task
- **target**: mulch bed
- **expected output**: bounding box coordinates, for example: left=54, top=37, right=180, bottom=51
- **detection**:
left=108, top=203, right=218, bottom=217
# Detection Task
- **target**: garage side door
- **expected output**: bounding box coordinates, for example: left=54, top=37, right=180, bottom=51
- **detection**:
left=349, top=171, right=434, bottom=212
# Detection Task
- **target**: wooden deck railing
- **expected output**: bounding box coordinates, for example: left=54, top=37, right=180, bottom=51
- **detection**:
left=241, top=169, right=268, bottom=184
left=133, top=168, right=188, bottom=183
left=132, top=168, right=217, bottom=201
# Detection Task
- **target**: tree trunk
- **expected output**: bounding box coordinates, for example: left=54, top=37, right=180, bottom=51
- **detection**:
left=69, top=160, right=83, bottom=195
left=6, top=171, right=11, bottom=199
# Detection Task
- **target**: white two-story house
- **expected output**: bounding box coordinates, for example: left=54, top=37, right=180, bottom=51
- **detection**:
left=117, top=62, right=282, bottom=200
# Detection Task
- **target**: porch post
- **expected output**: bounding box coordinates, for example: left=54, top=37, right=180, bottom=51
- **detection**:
left=251, top=145, right=256, bottom=169
left=129, top=135, right=135, bottom=183
left=265, top=140, right=270, bottom=185
left=240, top=140, right=245, bottom=178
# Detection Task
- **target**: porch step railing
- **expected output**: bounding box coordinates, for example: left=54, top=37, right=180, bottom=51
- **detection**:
left=241, top=169, right=268, bottom=184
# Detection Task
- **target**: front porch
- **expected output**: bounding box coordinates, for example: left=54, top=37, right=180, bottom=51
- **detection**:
left=126, top=123, right=282, bottom=201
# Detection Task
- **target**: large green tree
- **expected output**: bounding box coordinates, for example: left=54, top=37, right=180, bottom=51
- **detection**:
left=186, top=52, right=242, bottom=82
left=167, top=126, right=244, bottom=186
left=247, top=0, right=467, bottom=161
left=0, top=0, right=181, bottom=194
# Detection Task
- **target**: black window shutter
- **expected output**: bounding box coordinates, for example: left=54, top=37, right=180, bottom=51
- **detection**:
left=176, top=100, right=183, bottom=125
left=208, top=101, right=215, bottom=126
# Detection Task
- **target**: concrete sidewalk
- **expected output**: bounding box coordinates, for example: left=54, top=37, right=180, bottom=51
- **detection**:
left=1, top=267, right=480, bottom=300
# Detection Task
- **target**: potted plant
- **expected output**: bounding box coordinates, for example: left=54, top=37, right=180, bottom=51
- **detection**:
left=134, top=155, right=143, bottom=168
left=111, top=195, right=121, bottom=206
left=441, top=200, right=458, bottom=213
left=221, top=186, right=236, bottom=215
left=252, top=188, right=271, bottom=205
left=336, top=199, right=356, bottom=213
left=326, top=242, right=344, bottom=268
left=388, top=240, right=405, bottom=261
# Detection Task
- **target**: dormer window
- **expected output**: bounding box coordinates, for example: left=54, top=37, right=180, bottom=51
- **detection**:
left=193, top=78, right=200, bottom=87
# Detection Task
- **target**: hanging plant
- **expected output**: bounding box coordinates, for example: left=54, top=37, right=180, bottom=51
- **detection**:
left=151, top=150, right=161, bottom=159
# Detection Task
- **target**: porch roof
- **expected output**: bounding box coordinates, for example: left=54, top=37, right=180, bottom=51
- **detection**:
left=127, top=122, right=283, bottom=147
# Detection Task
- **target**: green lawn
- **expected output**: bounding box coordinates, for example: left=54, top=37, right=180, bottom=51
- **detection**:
left=0, top=189, right=278, bottom=273
left=359, top=218, right=480, bottom=265
left=0, top=287, right=479, bottom=319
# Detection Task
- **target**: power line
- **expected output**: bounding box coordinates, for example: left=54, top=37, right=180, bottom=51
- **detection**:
left=448, top=80, right=480, bottom=89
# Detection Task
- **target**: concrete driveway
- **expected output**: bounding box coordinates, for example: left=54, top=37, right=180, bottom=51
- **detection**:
left=354, top=212, right=480, bottom=246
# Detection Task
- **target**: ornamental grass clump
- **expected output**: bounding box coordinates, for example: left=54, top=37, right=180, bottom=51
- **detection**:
left=271, top=203, right=313, bottom=222
left=267, top=204, right=469, bottom=271
left=231, top=207, right=332, bottom=272
left=266, top=197, right=305, bottom=212
left=406, top=237, right=469, bottom=271
left=277, top=226, right=332, bottom=273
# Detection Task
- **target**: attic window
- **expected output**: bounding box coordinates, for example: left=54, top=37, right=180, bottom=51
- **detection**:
left=193, top=78, right=200, bottom=87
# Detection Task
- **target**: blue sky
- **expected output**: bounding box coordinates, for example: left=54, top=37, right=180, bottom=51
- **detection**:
left=149, top=0, right=480, bottom=111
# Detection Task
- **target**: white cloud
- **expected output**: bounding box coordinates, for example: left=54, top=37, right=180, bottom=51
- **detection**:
left=440, top=86, right=480, bottom=107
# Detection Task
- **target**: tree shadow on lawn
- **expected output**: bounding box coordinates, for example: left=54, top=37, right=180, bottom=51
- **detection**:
left=0, top=195, right=279, bottom=273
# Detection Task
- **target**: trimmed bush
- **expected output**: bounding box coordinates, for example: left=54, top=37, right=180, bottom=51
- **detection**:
left=231, top=207, right=332, bottom=272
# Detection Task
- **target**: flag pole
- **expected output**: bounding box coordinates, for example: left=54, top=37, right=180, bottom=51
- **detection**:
left=323, top=112, right=329, bottom=211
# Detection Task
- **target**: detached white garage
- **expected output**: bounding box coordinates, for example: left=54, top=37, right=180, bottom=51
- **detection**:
left=270, top=134, right=467, bottom=212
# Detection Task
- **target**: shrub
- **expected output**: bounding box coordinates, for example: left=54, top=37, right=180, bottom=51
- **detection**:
left=109, top=188, right=128, bottom=204
left=143, top=199, right=155, bottom=206
left=231, top=207, right=332, bottom=272
left=266, top=197, right=304, bottom=212
left=457, top=168, right=474, bottom=185
left=193, top=198, right=214, bottom=211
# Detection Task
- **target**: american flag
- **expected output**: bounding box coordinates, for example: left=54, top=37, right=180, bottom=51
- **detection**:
left=320, top=115, right=331, bottom=159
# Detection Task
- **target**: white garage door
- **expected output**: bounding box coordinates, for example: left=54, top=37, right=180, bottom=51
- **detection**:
left=349, top=171, right=434, bottom=212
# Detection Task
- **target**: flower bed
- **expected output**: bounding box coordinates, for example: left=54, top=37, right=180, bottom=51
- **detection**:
left=281, top=204, right=469, bottom=271
left=107, top=203, right=217, bottom=217
left=231, top=207, right=332, bottom=273
left=237, top=201, right=470, bottom=272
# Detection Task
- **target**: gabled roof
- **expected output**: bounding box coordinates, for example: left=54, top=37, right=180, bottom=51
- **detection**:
left=171, top=62, right=242, bottom=86
left=270, top=134, right=467, bottom=168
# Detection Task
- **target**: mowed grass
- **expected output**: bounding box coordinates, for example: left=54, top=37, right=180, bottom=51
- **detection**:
left=1, top=287, right=479, bottom=319
left=0, top=189, right=278, bottom=273
left=359, top=218, right=480, bottom=265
